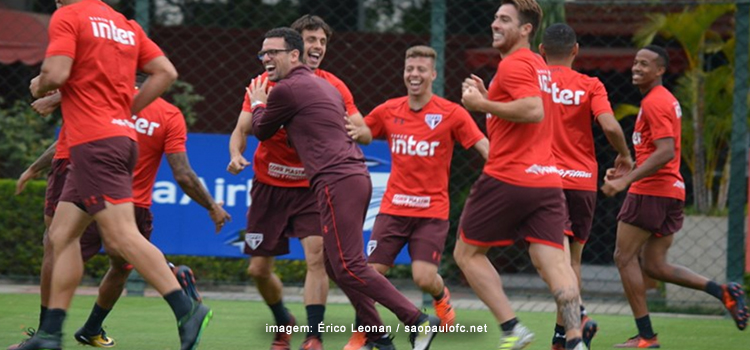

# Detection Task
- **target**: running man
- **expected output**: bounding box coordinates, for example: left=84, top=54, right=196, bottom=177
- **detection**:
left=345, top=45, right=488, bottom=350
left=602, top=45, right=748, bottom=348
left=228, top=15, right=366, bottom=350
left=19, top=0, right=211, bottom=349
left=458, top=1, right=586, bottom=349
left=539, top=23, right=633, bottom=350
left=247, top=27, right=440, bottom=350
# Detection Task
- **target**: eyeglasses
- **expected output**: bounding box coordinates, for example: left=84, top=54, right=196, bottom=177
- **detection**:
left=257, top=49, right=292, bottom=61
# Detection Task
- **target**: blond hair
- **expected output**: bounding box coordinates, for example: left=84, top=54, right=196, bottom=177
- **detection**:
left=405, top=45, right=437, bottom=67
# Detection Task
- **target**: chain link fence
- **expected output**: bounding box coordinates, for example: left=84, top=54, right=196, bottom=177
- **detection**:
left=0, top=0, right=747, bottom=313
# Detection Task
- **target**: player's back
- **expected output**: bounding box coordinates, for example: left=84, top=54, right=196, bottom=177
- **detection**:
left=548, top=66, right=612, bottom=191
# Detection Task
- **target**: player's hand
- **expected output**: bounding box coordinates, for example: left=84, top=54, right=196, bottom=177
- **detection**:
left=462, top=86, right=485, bottom=112
left=247, top=76, right=271, bottom=106
left=462, top=74, right=488, bottom=99
left=601, top=176, right=628, bottom=197
left=613, top=153, right=634, bottom=178
left=29, top=76, right=42, bottom=98
left=345, top=116, right=364, bottom=141
left=209, top=202, right=231, bottom=233
left=31, top=92, right=62, bottom=116
left=16, top=167, right=40, bottom=195
left=227, top=155, right=250, bottom=175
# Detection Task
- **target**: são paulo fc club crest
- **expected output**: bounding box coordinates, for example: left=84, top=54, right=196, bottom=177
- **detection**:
left=367, top=240, right=377, bottom=256
left=245, top=233, right=264, bottom=250
left=425, top=114, right=443, bottom=130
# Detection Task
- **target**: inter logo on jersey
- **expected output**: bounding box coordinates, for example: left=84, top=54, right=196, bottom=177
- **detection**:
left=245, top=233, right=264, bottom=250
left=425, top=114, right=443, bottom=130
left=89, top=17, right=136, bottom=46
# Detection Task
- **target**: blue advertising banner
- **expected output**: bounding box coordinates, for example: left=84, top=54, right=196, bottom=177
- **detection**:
left=149, top=133, right=412, bottom=264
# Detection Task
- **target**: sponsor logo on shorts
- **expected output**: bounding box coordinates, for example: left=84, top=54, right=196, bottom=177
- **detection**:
left=392, top=194, right=430, bottom=208
left=558, top=169, right=593, bottom=179
left=425, top=114, right=443, bottom=130
left=673, top=180, right=685, bottom=189
left=367, top=240, right=377, bottom=256
left=268, top=163, right=306, bottom=181
left=245, top=233, right=263, bottom=250
left=525, top=164, right=560, bottom=176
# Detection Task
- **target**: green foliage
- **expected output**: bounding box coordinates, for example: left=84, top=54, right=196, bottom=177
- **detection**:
left=163, top=80, right=205, bottom=128
left=0, top=99, right=57, bottom=178
left=0, top=179, right=47, bottom=277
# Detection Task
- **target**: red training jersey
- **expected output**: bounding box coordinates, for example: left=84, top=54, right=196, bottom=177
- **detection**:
left=45, top=0, right=164, bottom=147
left=131, top=96, right=187, bottom=208
left=241, top=69, right=359, bottom=187
left=549, top=66, right=613, bottom=191
left=483, top=48, right=561, bottom=188
left=628, top=85, right=685, bottom=200
left=366, top=95, right=484, bottom=220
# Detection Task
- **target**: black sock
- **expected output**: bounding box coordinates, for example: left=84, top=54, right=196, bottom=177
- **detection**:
left=82, top=303, right=111, bottom=334
left=635, top=315, right=655, bottom=339
left=705, top=281, right=724, bottom=300
left=500, top=318, right=518, bottom=332
left=269, top=301, right=291, bottom=325
left=306, top=304, right=325, bottom=339
left=565, top=337, right=582, bottom=350
left=580, top=305, right=588, bottom=317
left=354, top=315, right=362, bottom=328
left=164, top=289, right=193, bottom=320
left=38, top=306, right=48, bottom=330
left=552, top=323, right=566, bottom=345
left=39, top=309, right=66, bottom=335
left=375, top=334, right=392, bottom=345
left=433, top=289, right=445, bottom=301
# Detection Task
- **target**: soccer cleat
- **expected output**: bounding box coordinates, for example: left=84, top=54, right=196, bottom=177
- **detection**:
left=74, top=328, right=115, bottom=347
left=299, top=336, right=322, bottom=350
left=722, top=282, right=749, bottom=330
left=6, top=328, right=36, bottom=350
left=343, top=331, right=367, bottom=350
left=270, top=313, right=296, bottom=350
left=498, top=323, right=534, bottom=350
left=613, top=335, right=660, bottom=348
left=432, top=287, right=456, bottom=328
left=362, top=334, right=396, bottom=350
left=178, top=302, right=213, bottom=350
left=550, top=344, right=565, bottom=350
left=175, top=265, right=203, bottom=303
left=409, top=314, right=439, bottom=350
left=11, top=330, right=61, bottom=350
left=581, top=315, right=598, bottom=349
left=570, top=343, right=589, bottom=350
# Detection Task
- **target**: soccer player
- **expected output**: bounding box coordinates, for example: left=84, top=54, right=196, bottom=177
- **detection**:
left=247, top=27, right=440, bottom=350
left=601, top=45, right=749, bottom=348
left=345, top=45, right=488, bottom=349
left=11, top=87, right=230, bottom=349
left=227, top=15, right=366, bottom=350
left=458, top=1, right=586, bottom=349
left=538, top=23, right=633, bottom=350
left=19, top=0, right=212, bottom=349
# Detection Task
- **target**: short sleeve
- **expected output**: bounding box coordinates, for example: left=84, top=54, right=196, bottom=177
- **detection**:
left=590, top=78, right=613, bottom=120
left=164, top=105, right=187, bottom=154
left=46, top=8, right=78, bottom=59
left=451, top=106, right=485, bottom=149
left=364, top=103, right=388, bottom=139
left=497, top=59, right=541, bottom=100
left=643, top=98, right=679, bottom=141
left=241, top=72, right=272, bottom=113
left=132, top=22, right=164, bottom=70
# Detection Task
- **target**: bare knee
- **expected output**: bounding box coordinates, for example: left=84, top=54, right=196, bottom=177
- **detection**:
left=613, top=247, right=636, bottom=270
left=247, top=258, right=274, bottom=280
left=412, top=272, right=436, bottom=290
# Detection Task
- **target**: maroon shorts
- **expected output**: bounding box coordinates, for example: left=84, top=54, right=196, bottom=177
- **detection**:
left=563, top=189, right=597, bottom=244
left=367, top=214, right=449, bottom=266
left=44, top=158, right=71, bottom=217
left=243, top=179, right=321, bottom=256
left=60, top=137, right=138, bottom=215
left=617, top=193, right=684, bottom=236
left=459, top=174, right=566, bottom=249
left=80, top=206, right=154, bottom=261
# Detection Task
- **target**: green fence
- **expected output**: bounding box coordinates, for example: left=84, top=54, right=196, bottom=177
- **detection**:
left=0, top=0, right=747, bottom=313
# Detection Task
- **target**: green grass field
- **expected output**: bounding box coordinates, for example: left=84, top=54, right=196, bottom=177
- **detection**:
left=1, top=293, right=747, bottom=349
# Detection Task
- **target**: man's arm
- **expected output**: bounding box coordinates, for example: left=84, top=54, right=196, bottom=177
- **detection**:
left=16, top=141, right=57, bottom=195
left=227, top=110, right=253, bottom=175
left=31, top=57, right=73, bottom=98
left=346, top=112, right=373, bottom=145
left=462, top=86, right=544, bottom=123
left=472, top=137, right=490, bottom=161
left=132, top=56, right=178, bottom=114
left=31, top=91, right=62, bottom=116
left=166, top=152, right=231, bottom=232
left=601, top=137, right=674, bottom=197
left=597, top=113, right=633, bottom=176
left=250, top=84, right=296, bottom=141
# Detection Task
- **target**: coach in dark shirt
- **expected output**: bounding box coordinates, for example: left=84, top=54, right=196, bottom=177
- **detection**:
left=248, top=27, right=439, bottom=350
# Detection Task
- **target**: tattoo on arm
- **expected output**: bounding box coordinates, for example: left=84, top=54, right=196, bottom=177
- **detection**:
left=166, top=152, right=216, bottom=210
left=30, top=141, right=58, bottom=173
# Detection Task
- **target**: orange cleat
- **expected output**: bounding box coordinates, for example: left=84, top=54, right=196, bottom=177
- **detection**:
left=613, top=335, right=660, bottom=348
left=432, top=287, right=456, bottom=328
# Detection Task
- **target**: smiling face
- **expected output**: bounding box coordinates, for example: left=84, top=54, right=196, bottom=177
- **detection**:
left=260, top=37, right=298, bottom=82
left=632, top=49, right=664, bottom=91
left=491, top=4, right=530, bottom=54
left=403, top=56, right=436, bottom=98
left=301, top=28, right=327, bottom=70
